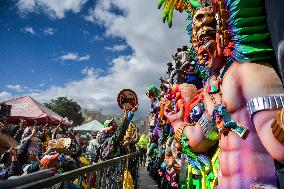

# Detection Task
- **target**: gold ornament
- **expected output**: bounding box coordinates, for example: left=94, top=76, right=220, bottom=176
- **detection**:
left=271, top=108, right=284, bottom=145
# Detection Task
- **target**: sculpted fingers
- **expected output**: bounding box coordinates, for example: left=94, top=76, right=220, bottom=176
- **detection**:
left=177, top=104, right=184, bottom=119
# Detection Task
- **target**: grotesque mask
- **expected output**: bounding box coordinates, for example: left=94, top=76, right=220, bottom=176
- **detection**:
left=192, top=7, right=216, bottom=53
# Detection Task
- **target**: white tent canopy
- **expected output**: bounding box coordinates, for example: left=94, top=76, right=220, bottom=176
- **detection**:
left=73, top=120, right=104, bottom=132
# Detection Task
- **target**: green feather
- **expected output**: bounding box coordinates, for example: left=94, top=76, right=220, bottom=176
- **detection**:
left=232, top=33, right=270, bottom=43
left=230, top=0, right=262, bottom=10
left=168, top=7, right=173, bottom=27
left=232, top=16, right=266, bottom=28
left=231, top=25, right=267, bottom=35
left=189, top=0, right=201, bottom=8
left=229, top=7, right=263, bottom=22
left=158, top=0, right=166, bottom=9
left=235, top=43, right=273, bottom=54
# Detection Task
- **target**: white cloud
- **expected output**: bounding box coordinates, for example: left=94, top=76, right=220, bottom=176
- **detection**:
left=0, top=92, right=13, bottom=101
left=17, top=0, right=87, bottom=19
left=23, top=26, right=36, bottom=35
left=82, top=30, right=104, bottom=43
left=22, top=26, right=57, bottom=36
left=82, top=30, right=91, bottom=38
left=93, top=35, right=104, bottom=41
left=89, top=35, right=104, bottom=43
left=61, top=53, right=78, bottom=61
left=84, top=8, right=95, bottom=23
left=58, top=53, right=90, bottom=62
left=43, top=27, right=56, bottom=35
left=30, top=0, right=188, bottom=119
left=78, top=55, right=90, bottom=61
left=105, top=44, right=127, bottom=52
left=6, top=85, right=25, bottom=93
left=81, top=67, right=103, bottom=76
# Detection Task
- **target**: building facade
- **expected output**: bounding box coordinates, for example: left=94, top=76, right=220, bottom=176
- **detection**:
left=83, top=109, right=124, bottom=124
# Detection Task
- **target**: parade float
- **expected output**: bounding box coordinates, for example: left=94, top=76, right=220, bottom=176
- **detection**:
left=146, top=0, right=284, bottom=188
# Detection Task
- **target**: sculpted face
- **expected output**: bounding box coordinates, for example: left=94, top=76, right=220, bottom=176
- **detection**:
left=192, top=7, right=225, bottom=71
left=198, top=39, right=225, bottom=72
left=146, top=91, right=155, bottom=101
left=192, top=7, right=216, bottom=53
left=197, top=40, right=216, bottom=68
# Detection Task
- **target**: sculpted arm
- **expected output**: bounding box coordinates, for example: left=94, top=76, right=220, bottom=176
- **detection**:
left=241, top=63, right=284, bottom=163
left=183, top=118, right=217, bottom=152
left=164, top=103, right=217, bottom=153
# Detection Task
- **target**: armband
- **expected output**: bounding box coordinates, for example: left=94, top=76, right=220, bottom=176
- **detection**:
left=174, top=124, right=186, bottom=143
left=247, top=96, right=284, bottom=118
left=198, top=114, right=218, bottom=140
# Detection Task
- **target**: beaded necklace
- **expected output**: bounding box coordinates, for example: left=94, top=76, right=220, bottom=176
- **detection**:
left=207, top=58, right=248, bottom=138
left=199, top=58, right=234, bottom=108
left=204, top=76, right=221, bottom=94
left=199, top=59, right=248, bottom=138
left=204, top=58, right=234, bottom=94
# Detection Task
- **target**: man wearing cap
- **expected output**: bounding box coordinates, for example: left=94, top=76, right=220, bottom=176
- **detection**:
left=99, top=118, right=118, bottom=142
left=94, top=105, right=138, bottom=188
left=96, top=105, right=138, bottom=161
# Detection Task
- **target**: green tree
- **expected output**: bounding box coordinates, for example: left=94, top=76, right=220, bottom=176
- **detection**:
left=44, top=97, right=84, bottom=126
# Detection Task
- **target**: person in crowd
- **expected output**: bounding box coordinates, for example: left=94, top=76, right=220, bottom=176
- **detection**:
left=137, top=134, right=148, bottom=166
left=14, top=119, right=27, bottom=143
left=0, top=105, right=140, bottom=189
left=123, top=121, right=139, bottom=154
left=86, top=131, right=100, bottom=163
left=97, top=104, right=138, bottom=161
left=51, top=120, right=64, bottom=139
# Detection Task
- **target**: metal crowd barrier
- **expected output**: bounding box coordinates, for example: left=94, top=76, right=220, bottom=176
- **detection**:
left=0, top=151, right=140, bottom=189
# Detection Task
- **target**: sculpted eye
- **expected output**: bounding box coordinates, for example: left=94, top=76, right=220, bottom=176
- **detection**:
left=202, top=53, right=209, bottom=62
left=202, top=36, right=210, bottom=44
left=195, top=14, right=204, bottom=21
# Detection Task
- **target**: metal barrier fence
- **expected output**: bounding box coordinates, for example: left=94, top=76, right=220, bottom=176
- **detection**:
left=0, top=151, right=140, bottom=189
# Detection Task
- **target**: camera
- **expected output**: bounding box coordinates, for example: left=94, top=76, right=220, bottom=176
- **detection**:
left=0, top=103, right=12, bottom=118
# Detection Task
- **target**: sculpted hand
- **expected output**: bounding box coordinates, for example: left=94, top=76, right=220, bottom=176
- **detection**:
left=131, top=103, right=139, bottom=113
left=164, top=104, right=184, bottom=123
left=164, top=102, right=184, bottom=131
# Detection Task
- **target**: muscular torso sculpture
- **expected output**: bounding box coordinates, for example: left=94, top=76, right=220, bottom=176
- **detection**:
left=159, top=1, right=284, bottom=187
left=217, top=62, right=284, bottom=188
left=167, top=61, right=284, bottom=188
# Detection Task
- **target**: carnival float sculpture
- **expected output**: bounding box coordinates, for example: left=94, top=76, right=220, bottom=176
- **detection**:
left=146, top=47, right=220, bottom=188
left=145, top=0, right=284, bottom=188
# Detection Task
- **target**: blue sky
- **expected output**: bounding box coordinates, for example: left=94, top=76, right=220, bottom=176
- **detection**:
left=1, top=0, right=131, bottom=92
left=0, top=0, right=188, bottom=118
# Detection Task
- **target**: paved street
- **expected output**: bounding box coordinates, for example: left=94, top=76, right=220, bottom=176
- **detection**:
left=138, top=166, right=159, bottom=189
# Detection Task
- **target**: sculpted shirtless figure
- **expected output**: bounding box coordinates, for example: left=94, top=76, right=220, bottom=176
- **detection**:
left=200, top=41, right=284, bottom=189
left=165, top=5, right=284, bottom=189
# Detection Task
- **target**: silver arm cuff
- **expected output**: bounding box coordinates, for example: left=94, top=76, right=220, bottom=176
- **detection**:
left=198, top=114, right=217, bottom=136
left=247, top=95, right=284, bottom=118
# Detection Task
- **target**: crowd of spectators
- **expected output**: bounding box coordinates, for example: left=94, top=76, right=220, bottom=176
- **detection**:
left=0, top=104, right=146, bottom=187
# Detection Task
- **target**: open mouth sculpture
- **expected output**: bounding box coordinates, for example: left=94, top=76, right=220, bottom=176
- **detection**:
left=197, top=40, right=216, bottom=67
